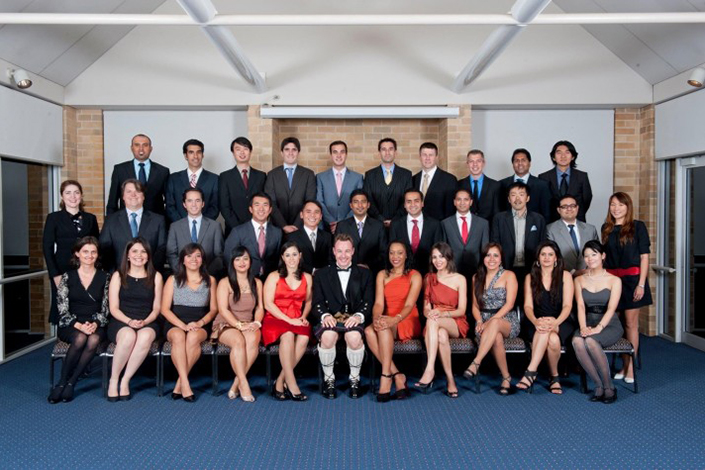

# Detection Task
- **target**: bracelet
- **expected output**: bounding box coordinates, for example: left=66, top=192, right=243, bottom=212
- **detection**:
left=637, top=285, right=645, bottom=288
left=253, top=321, right=262, bottom=328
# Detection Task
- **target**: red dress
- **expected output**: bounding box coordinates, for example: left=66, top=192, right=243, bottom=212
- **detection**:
left=384, top=270, right=422, bottom=342
left=262, top=276, right=312, bottom=346
left=424, top=273, right=470, bottom=338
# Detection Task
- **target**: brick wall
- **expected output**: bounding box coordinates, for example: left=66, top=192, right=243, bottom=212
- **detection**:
left=27, top=165, right=50, bottom=333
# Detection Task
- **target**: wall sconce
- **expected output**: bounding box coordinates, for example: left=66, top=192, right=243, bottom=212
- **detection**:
left=7, top=68, right=33, bottom=89
left=687, top=67, right=705, bottom=88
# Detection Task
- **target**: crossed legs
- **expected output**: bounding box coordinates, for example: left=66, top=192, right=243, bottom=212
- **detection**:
left=219, top=328, right=261, bottom=398
left=419, top=319, right=460, bottom=393
left=274, top=332, right=309, bottom=396
left=365, top=325, right=406, bottom=394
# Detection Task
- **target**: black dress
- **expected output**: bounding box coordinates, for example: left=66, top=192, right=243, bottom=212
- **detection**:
left=523, top=279, right=575, bottom=345
left=602, top=221, right=653, bottom=310
left=56, top=269, right=109, bottom=343
left=43, top=209, right=99, bottom=324
left=107, top=275, right=160, bottom=342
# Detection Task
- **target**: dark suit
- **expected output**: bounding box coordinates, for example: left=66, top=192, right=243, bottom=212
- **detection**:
left=362, top=165, right=413, bottom=222
left=336, top=216, right=387, bottom=274
left=106, top=160, right=170, bottom=216
left=413, top=168, right=457, bottom=221
left=264, top=165, right=317, bottom=228
left=457, top=174, right=501, bottom=222
left=165, top=169, right=219, bottom=224
left=311, top=265, right=374, bottom=327
left=219, top=166, right=267, bottom=235
left=166, top=216, right=224, bottom=276
left=539, top=167, right=593, bottom=223
left=388, top=215, right=443, bottom=276
left=285, top=228, right=334, bottom=274
left=499, top=175, right=552, bottom=221
left=223, top=221, right=282, bottom=280
left=99, top=209, right=166, bottom=272
left=491, top=210, right=546, bottom=270
left=441, top=213, right=490, bottom=278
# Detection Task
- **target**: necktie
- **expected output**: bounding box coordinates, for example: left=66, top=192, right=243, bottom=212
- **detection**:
left=357, top=221, right=364, bottom=238
left=191, top=220, right=198, bottom=243
left=460, top=216, right=468, bottom=244
left=336, top=266, right=351, bottom=272
left=517, top=177, right=525, bottom=184
left=421, top=173, right=429, bottom=196
left=310, top=230, right=317, bottom=248
left=560, top=173, right=568, bottom=196
left=130, top=212, right=138, bottom=237
left=384, top=169, right=392, bottom=185
left=138, top=163, right=147, bottom=184
left=568, top=224, right=580, bottom=254
left=242, top=169, right=249, bottom=190
left=258, top=225, right=266, bottom=258
left=336, top=172, right=343, bottom=198
left=286, top=167, right=293, bottom=189
left=411, top=220, right=420, bottom=254
left=189, top=173, right=197, bottom=188
left=471, top=178, right=479, bottom=203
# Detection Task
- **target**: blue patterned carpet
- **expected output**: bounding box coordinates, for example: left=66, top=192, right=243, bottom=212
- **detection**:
left=1, top=335, right=704, bottom=469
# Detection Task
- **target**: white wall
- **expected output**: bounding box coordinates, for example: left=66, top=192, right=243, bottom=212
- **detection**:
left=472, top=109, right=614, bottom=229
left=103, top=110, right=248, bottom=199
left=655, top=89, right=705, bottom=159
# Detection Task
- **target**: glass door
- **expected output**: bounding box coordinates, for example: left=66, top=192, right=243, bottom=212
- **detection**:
left=655, top=160, right=678, bottom=340
left=682, top=157, right=705, bottom=350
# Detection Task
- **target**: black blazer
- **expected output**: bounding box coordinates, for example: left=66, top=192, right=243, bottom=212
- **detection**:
left=285, top=228, right=334, bottom=274
left=106, top=160, right=170, bottom=216
left=264, top=165, right=317, bottom=228
left=490, top=210, right=546, bottom=269
left=311, top=265, right=374, bottom=327
left=362, top=165, right=413, bottom=222
left=43, top=210, right=100, bottom=277
left=388, top=216, right=444, bottom=276
left=219, top=166, right=267, bottom=235
left=223, top=221, right=282, bottom=280
left=457, top=175, right=501, bottom=222
left=336, top=216, right=387, bottom=274
left=441, top=214, right=490, bottom=278
left=538, top=167, right=593, bottom=222
left=499, top=175, right=552, bottom=222
left=413, top=168, right=457, bottom=221
left=99, top=209, right=167, bottom=272
left=165, top=169, right=219, bottom=224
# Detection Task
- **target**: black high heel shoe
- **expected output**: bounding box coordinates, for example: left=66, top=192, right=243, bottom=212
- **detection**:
left=47, top=384, right=65, bottom=404
left=413, top=380, right=434, bottom=394
left=601, top=388, right=617, bottom=404
left=499, top=376, right=513, bottom=396
left=516, top=370, right=537, bottom=394
left=377, top=373, right=393, bottom=403
left=271, top=383, right=289, bottom=401
left=393, top=372, right=409, bottom=400
left=61, top=383, right=75, bottom=403
left=463, top=361, right=481, bottom=393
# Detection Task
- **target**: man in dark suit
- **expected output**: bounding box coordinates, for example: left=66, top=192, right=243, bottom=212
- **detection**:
left=99, top=179, right=166, bottom=272
left=165, top=139, right=219, bottom=224
left=223, top=192, right=282, bottom=280
left=264, top=137, right=317, bottom=234
left=106, top=134, right=170, bottom=216
left=389, top=189, right=443, bottom=276
left=285, top=200, right=333, bottom=274
left=412, top=142, right=457, bottom=221
left=312, top=233, right=374, bottom=399
left=457, top=149, right=501, bottom=222
left=362, top=137, right=413, bottom=228
left=219, top=137, right=267, bottom=237
left=166, top=188, right=224, bottom=276
left=538, top=140, right=593, bottom=223
left=546, top=195, right=599, bottom=276
left=441, top=188, right=490, bottom=279
left=316, top=140, right=364, bottom=233
left=336, top=189, right=387, bottom=274
left=499, top=148, right=551, bottom=221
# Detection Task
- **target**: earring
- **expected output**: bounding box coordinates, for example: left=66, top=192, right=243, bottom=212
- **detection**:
left=535, top=261, right=540, bottom=267
left=553, top=262, right=557, bottom=268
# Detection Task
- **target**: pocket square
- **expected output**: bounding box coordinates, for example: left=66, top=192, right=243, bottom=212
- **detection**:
left=530, top=225, right=538, bottom=232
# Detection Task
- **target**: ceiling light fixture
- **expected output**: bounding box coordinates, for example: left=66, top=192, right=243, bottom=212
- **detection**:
left=7, top=68, right=33, bottom=89
left=687, top=67, right=705, bottom=88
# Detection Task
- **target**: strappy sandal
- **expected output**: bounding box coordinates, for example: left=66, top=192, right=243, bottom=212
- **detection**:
left=499, top=376, right=513, bottom=396
left=393, top=372, right=409, bottom=400
left=463, top=360, right=481, bottom=393
left=548, top=376, right=563, bottom=395
left=516, top=370, right=537, bottom=394
left=377, top=373, right=394, bottom=403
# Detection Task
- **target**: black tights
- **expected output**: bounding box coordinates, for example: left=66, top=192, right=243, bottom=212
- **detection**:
left=572, top=336, right=615, bottom=398
left=59, top=332, right=102, bottom=386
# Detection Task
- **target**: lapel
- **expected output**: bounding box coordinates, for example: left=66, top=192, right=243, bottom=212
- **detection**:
left=180, top=170, right=190, bottom=189
left=556, top=223, right=574, bottom=253
left=568, top=169, right=579, bottom=194
left=138, top=211, right=150, bottom=236
left=547, top=169, right=559, bottom=193
left=339, top=170, right=353, bottom=204
left=447, top=217, right=465, bottom=247
left=360, top=217, right=373, bottom=241
left=288, top=166, right=304, bottom=196
left=314, top=229, right=325, bottom=251
left=345, top=267, right=360, bottom=300
left=146, top=162, right=159, bottom=187
left=264, top=224, right=278, bottom=253
left=118, top=210, right=133, bottom=237
left=504, top=212, right=516, bottom=244
left=197, top=218, right=209, bottom=244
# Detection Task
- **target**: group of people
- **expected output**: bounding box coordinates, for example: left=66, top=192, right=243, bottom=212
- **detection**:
left=43, top=133, right=651, bottom=405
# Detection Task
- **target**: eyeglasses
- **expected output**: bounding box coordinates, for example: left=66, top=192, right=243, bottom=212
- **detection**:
left=558, top=204, right=578, bottom=210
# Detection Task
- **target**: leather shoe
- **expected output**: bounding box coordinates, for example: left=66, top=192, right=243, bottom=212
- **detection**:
left=182, top=394, right=196, bottom=403
left=47, top=384, right=65, bottom=404
left=322, top=379, right=336, bottom=399
left=602, top=389, right=617, bottom=404
left=349, top=379, right=362, bottom=399
left=171, top=392, right=183, bottom=400
left=119, top=392, right=132, bottom=402
left=61, top=383, right=75, bottom=403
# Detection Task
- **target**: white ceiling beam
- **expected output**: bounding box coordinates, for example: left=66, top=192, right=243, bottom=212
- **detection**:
left=260, top=106, right=460, bottom=119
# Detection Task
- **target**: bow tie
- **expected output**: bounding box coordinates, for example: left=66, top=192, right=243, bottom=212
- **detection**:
left=336, top=266, right=351, bottom=272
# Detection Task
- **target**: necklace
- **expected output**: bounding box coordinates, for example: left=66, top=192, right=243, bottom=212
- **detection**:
left=587, top=269, right=606, bottom=279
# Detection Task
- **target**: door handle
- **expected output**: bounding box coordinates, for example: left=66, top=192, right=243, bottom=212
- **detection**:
left=651, top=265, right=676, bottom=274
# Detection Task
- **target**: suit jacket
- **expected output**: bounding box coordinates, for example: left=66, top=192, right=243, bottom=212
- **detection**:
left=219, top=166, right=267, bottom=235
left=285, top=227, right=334, bottom=274
left=106, top=160, right=170, bottom=216
left=362, top=165, right=413, bottom=222
left=457, top=175, right=501, bottom=222
left=546, top=219, right=599, bottom=272
left=538, top=167, right=593, bottom=223
left=499, top=174, right=552, bottom=221
left=99, top=209, right=166, bottom=272
left=316, top=168, right=364, bottom=225
left=441, top=213, right=490, bottom=278
left=388, top=215, right=444, bottom=276
left=43, top=210, right=100, bottom=277
left=165, top=169, right=219, bottom=224
left=336, top=216, right=387, bottom=273
left=491, top=210, right=546, bottom=269
left=166, top=217, right=224, bottom=275
left=413, top=168, right=457, bottom=221
left=264, top=165, right=317, bottom=228
left=223, top=221, right=282, bottom=280
left=311, top=265, right=374, bottom=326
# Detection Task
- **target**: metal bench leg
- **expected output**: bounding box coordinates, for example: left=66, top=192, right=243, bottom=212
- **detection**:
left=212, top=352, right=219, bottom=396
left=50, top=357, right=57, bottom=391
left=631, top=352, right=639, bottom=393
left=102, top=355, right=109, bottom=398
left=266, top=351, right=272, bottom=392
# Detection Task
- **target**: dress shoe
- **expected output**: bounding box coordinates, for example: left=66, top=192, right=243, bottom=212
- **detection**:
left=602, top=389, right=617, bottom=404
left=349, top=378, right=362, bottom=399
left=322, top=379, right=337, bottom=399
left=376, top=392, right=392, bottom=403
left=241, top=395, right=256, bottom=403
left=413, top=381, right=434, bottom=394
left=171, top=392, right=183, bottom=400
left=613, top=372, right=625, bottom=380
left=182, top=394, right=196, bottom=403
left=623, top=376, right=635, bottom=384
left=589, top=392, right=604, bottom=402
left=119, top=392, right=132, bottom=402
left=61, top=383, right=75, bottom=403
left=290, top=392, right=308, bottom=402
left=47, top=385, right=65, bottom=404
left=107, top=395, right=119, bottom=403
left=271, top=385, right=289, bottom=401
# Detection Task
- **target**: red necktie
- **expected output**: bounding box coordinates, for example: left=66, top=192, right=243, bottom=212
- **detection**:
left=411, top=220, right=420, bottom=254
left=242, top=169, right=249, bottom=190
left=461, top=216, right=468, bottom=244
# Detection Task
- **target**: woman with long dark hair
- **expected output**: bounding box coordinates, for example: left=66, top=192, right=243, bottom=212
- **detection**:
left=516, top=240, right=575, bottom=394
left=161, top=243, right=218, bottom=402
left=463, top=242, right=519, bottom=395
left=213, top=246, right=264, bottom=402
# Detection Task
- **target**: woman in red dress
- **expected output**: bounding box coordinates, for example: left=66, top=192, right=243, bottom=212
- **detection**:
left=365, top=241, right=422, bottom=402
left=415, top=242, right=469, bottom=398
left=261, top=241, right=312, bottom=401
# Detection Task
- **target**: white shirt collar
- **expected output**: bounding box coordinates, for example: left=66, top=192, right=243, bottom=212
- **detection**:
left=188, top=215, right=203, bottom=224
left=303, top=226, right=317, bottom=238
left=407, top=213, right=424, bottom=224
left=188, top=167, right=204, bottom=179
left=354, top=215, right=367, bottom=225
left=422, top=166, right=438, bottom=179
left=514, top=173, right=530, bottom=181
left=455, top=211, right=470, bottom=221
left=251, top=219, right=268, bottom=232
